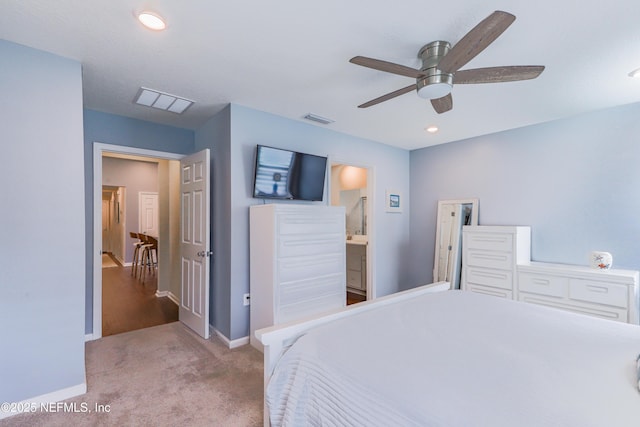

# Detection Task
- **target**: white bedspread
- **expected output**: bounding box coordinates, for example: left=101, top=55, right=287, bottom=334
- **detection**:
left=266, top=290, right=640, bottom=426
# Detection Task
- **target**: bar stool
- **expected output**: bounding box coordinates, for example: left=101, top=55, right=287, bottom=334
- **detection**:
left=130, top=232, right=144, bottom=276
left=135, top=233, right=149, bottom=278
left=140, top=235, right=158, bottom=281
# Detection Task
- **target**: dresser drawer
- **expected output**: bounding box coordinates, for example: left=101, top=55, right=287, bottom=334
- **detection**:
left=519, top=273, right=568, bottom=298
left=278, top=234, right=344, bottom=258
left=465, top=232, right=513, bottom=252
left=277, top=286, right=345, bottom=324
left=569, top=279, right=628, bottom=308
left=519, top=293, right=628, bottom=323
left=278, top=272, right=344, bottom=306
left=278, top=253, right=344, bottom=283
left=278, top=213, right=344, bottom=235
left=466, top=283, right=512, bottom=299
left=466, top=249, right=513, bottom=270
left=466, top=267, right=512, bottom=290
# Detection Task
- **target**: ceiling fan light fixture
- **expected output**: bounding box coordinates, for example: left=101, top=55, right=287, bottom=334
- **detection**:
left=629, top=68, right=640, bottom=78
left=417, top=41, right=454, bottom=99
left=137, top=11, right=166, bottom=31
left=417, top=74, right=453, bottom=99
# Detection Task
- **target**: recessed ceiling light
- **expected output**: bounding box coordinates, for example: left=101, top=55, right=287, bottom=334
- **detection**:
left=629, top=68, right=640, bottom=78
left=425, top=125, right=439, bottom=133
left=137, top=11, right=166, bottom=31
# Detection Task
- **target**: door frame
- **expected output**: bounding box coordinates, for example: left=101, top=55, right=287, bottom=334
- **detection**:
left=101, top=197, right=111, bottom=253
left=329, top=159, right=376, bottom=301
left=91, top=142, right=184, bottom=340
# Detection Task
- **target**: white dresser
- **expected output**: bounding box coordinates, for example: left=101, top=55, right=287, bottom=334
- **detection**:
left=518, top=262, right=639, bottom=324
left=249, top=204, right=346, bottom=349
left=461, top=225, right=640, bottom=324
left=461, top=226, right=531, bottom=298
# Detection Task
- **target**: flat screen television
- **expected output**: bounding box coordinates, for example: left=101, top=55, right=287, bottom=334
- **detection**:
left=253, top=145, right=328, bottom=201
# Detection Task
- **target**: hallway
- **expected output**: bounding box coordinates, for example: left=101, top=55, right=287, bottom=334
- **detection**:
left=102, top=254, right=178, bottom=337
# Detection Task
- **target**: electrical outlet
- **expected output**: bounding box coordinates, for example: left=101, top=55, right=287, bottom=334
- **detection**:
left=243, top=293, right=250, bottom=306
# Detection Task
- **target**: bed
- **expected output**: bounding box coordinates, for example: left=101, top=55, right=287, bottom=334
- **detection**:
left=255, top=282, right=640, bottom=426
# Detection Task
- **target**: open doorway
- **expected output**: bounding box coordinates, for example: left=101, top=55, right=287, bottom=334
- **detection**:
left=100, top=155, right=178, bottom=337
left=330, top=163, right=374, bottom=305
left=91, top=144, right=184, bottom=340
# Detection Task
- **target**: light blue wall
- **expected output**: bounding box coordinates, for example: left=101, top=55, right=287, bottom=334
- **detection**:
left=409, top=102, right=640, bottom=286
left=204, top=104, right=411, bottom=340
left=83, top=109, right=195, bottom=333
left=195, top=105, right=232, bottom=338
left=0, top=40, right=85, bottom=402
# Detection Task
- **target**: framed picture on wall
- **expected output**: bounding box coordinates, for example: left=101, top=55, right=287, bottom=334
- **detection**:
left=385, top=189, right=403, bottom=213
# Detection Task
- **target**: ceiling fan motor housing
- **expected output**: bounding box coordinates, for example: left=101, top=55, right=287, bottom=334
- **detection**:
left=417, top=41, right=454, bottom=99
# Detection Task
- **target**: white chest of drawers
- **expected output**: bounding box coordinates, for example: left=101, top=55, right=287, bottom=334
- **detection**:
left=461, top=226, right=531, bottom=298
left=249, top=204, right=346, bottom=349
left=517, top=262, right=639, bottom=324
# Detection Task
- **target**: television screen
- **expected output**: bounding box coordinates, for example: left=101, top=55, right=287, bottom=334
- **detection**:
left=253, top=145, right=327, bottom=201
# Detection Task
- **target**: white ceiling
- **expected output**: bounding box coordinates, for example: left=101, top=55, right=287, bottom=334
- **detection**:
left=2, top=1, right=640, bottom=150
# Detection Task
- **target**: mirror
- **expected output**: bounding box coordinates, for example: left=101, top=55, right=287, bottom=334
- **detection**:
left=340, top=189, right=367, bottom=237
left=433, top=199, right=478, bottom=289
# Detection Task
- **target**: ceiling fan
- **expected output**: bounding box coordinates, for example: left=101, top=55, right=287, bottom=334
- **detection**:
left=350, top=11, right=545, bottom=114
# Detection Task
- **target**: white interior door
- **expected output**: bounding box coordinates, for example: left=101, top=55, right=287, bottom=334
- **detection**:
left=139, top=192, right=159, bottom=237
left=180, top=149, right=211, bottom=338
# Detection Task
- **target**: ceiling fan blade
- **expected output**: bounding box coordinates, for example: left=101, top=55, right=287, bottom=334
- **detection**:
left=350, top=56, right=425, bottom=79
left=437, top=11, right=516, bottom=74
left=455, top=66, right=545, bottom=84
left=358, top=84, right=416, bottom=108
left=431, top=93, right=453, bottom=114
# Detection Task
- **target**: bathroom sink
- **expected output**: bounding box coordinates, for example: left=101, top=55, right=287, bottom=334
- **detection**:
left=347, top=235, right=367, bottom=244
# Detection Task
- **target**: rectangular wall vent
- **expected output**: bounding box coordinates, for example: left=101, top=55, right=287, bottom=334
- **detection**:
left=302, top=113, right=334, bottom=125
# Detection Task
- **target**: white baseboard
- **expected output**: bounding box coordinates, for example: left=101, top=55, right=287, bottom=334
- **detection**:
left=0, top=382, right=87, bottom=420
left=212, top=327, right=249, bottom=349
left=230, top=336, right=250, bottom=348
left=84, top=333, right=96, bottom=342
left=155, top=290, right=179, bottom=306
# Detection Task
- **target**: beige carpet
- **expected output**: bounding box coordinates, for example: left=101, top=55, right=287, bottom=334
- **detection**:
left=2, top=323, right=264, bottom=427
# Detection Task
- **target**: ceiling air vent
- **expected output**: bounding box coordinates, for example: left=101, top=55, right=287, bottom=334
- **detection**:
left=134, top=87, right=194, bottom=114
left=302, top=113, right=334, bottom=125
